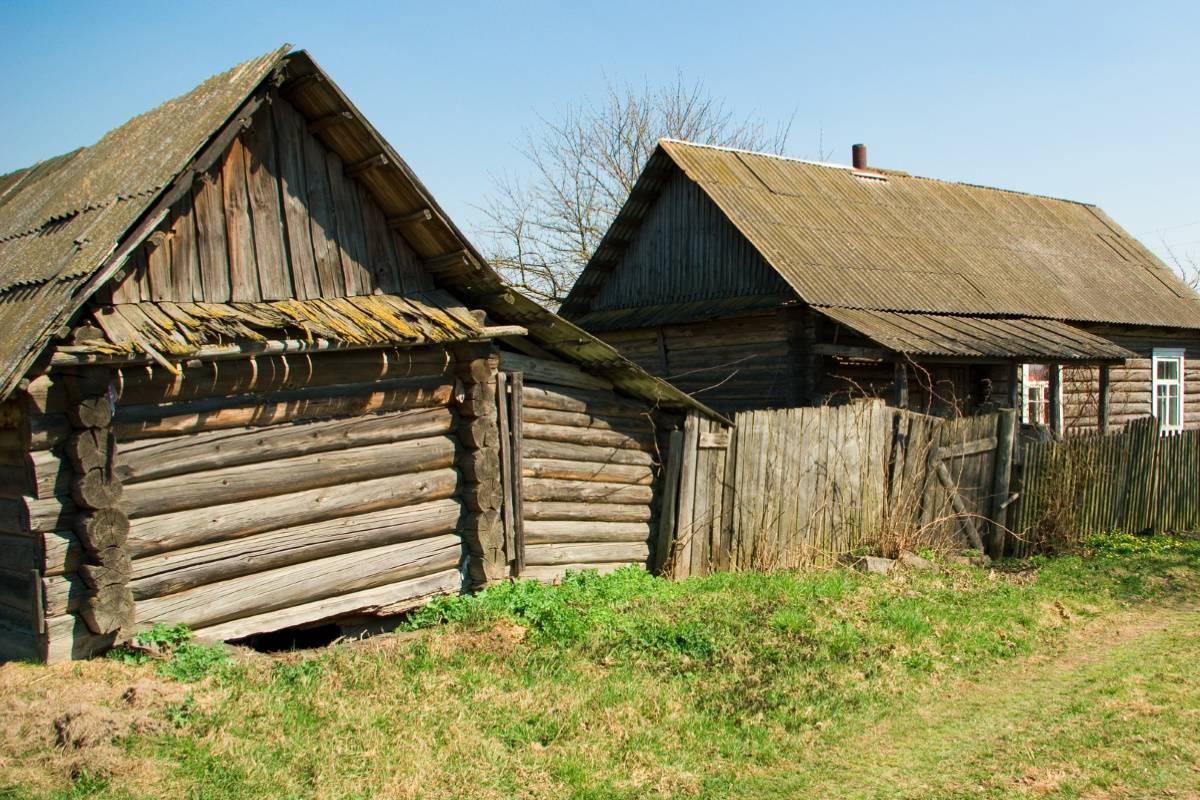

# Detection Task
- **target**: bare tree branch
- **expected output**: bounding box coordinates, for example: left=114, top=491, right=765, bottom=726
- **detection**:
left=474, top=74, right=793, bottom=308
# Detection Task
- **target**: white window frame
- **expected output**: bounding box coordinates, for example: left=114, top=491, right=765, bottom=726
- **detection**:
left=1022, top=364, right=1049, bottom=425
left=1152, top=348, right=1185, bottom=432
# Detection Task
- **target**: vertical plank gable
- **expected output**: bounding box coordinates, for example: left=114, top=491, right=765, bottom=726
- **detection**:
left=168, top=196, right=201, bottom=302
left=325, top=149, right=371, bottom=295
left=302, top=124, right=347, bottom=296
left=244, top=106, right=292, bottom=301
left=272, top=98, right=320, bottom=300
left=221, top=137, right=262, bottom=302
left=193, top=169, right=232, bottom=302
left=359, top=183, right=402, bottom=294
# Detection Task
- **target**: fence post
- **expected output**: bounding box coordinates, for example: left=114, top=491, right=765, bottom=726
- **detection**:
left=653, top=428, right=684, bottom=576
left=987, top=409, right=1017, bottom=559
left=672, top=413, right=701, bottom=579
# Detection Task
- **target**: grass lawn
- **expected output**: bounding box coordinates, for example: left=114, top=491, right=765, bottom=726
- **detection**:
left=2, top=532, right=1199, bottom=800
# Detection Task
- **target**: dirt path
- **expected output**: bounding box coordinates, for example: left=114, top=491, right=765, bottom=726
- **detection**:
left=740, top=602, right=1200, bottom=799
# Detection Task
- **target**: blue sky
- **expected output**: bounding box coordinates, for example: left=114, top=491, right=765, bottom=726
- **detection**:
left=2, top=1, right=1198, bottom=270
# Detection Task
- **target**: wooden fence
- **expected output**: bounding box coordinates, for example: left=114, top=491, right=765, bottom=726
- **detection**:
left=1013, top=417, right=1200, bottom=551
left=661, top=402, right=1018, bottom=576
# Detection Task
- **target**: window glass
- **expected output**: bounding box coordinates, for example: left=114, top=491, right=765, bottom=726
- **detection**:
left=1152, top=351, right=1185, bottom=431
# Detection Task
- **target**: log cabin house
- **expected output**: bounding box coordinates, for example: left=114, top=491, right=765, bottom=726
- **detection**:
left=0, top=46, right=724, bottom=662
left=559, top=141, right=1200, bottom=436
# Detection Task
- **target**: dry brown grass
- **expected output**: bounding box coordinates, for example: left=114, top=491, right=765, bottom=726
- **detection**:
left=0, top=658, right=190, bottom=795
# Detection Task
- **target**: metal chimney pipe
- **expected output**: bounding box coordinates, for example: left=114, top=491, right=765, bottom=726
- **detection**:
left=852, top=143, right=867, bottom=170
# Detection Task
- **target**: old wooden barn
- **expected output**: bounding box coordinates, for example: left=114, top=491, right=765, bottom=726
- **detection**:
left=0, top=46, right=725, bottom=662
left=559, top=141, right=1200, bottom=436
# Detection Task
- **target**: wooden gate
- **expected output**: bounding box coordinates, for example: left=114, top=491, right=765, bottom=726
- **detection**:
left=893, top=411, right=1016, bottom=555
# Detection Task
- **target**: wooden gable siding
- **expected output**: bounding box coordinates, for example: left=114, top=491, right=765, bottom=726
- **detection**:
left=599, top=313, right=793, bottom=414
left=108, top=95, right=432, bottom=305
left=590, top=168, right=792, bottom=312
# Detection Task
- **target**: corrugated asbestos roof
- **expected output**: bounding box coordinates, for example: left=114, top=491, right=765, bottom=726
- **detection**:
left=564, top=140, right=1200, bottom=330
left=815, top=306, right=1135, bottom=361
left=0, top=48, right=721, bottom=420
left=82, top=291, right=481, bottom=357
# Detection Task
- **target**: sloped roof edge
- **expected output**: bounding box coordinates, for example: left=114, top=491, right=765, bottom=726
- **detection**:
left=562, top=138, right=1200, bottom=331
left=0, top=48, right=724, bottom=422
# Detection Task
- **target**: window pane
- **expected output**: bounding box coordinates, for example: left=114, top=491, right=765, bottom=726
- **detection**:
left=1025, top=364, right=1050, bottom=383
left=1157, top=358, right=1180, bottom=381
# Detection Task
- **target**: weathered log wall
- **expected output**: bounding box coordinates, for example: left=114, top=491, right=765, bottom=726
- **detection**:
left=1063, top=328, right=1200, bottom=435
left=0, top=376, right=123, bottom=663
left=503, top=351, right=660, bottom=582
left=0, top=345, right=468, bottom=658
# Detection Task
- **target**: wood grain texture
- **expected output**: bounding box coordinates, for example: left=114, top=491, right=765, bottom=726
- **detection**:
left=129, top=498, right=461, bottom=600
left=222, top=137, right=261, bottom=302
left=128, top=467, right=458, bottom=557
left=135, top=533, right=462, bottom=630
left=122, top=434, right=456, bottom=517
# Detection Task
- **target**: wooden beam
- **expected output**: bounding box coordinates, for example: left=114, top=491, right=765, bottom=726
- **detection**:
left=894, top=361, right=909, bottom=409
left=1049, top=364, right=1063, bottom=437
left=422, top=250, right=480, bottom=275
left=1098, top=364, right=1111, bottom=435
left=509, top=372, right=526, bottom=576
left=345, top=153, right=389, bottom=178
left=1007, top=361, right=1020, bottom=412
left=306, top=110, right=353, bottom=135
left=280, top=72, right=325, bottom=95
left=811, top=343, right=891, bottom=360
left=387, top=208, right=433, bottom=227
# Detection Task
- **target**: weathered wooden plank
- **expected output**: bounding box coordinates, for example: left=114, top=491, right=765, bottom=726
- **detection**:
left=522, top=458, right=653, bottom=485
left=499, top=352, right=613, bottom=392
left=114, top=380, right=454, bottom=439
left=521, top=561, right=642, bottom=584
left=524, top=542, right=648, bottom=567
left=522, top=479, right=653, bottom=505
left=43, top=613, right=116, bottom=663
left=523, top=520, right=653, bottom=544
left=520, top=384, right=650, bottom=419
left=128, top=467, right=459, bottom=557
left=523, top=502, right=653, bottom=522
left=523, top=406, right=654, bottom=435
left=522, top=422, right=654, bottom=451
left=326, top=149, right=371, bottom=295
left=113, top=347, right=452, bottom=407
left=122, top=435, right=456, bottom=517
left=129, top=498, right=461, bottom=599
left=521, top=438, right=654, bottom=466
left=672, top=412, right=701, bottom=579
left=222, top=136, right=261, bottom=302
left=0, top=495, right=75, bottom=536
left=192, top=169, right=231, bottom=302
left=191, top=567, right=462, bottom=643
left=244, top=105, right=292, bottom=300
left=496, top=373, right=516, bottom=566
left=302, top=113, right=346, bottom=296
left=135, top=533, right=462, bottom=630
left=272, top=95, right=320, bottom=299
left=118, top=406, right=454, bottom=484
left=359, top=183, right=402, bottom=293
left=145, top=235, right=173, bottom=303
left=509, top=372, right=526, bottom=575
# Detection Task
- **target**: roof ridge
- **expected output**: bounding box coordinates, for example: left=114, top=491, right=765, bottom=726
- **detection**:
left=658, top=137, right=1099, bottom=209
